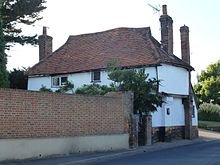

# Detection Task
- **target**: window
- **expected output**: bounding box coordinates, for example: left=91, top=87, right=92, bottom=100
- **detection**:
left=192, top=105, right=195, bottom=118
left=91, top=71, right=101, bottom=82
left=166, top=107, right=170, bottom=115
left=52, top=76, right=68, bottom=87
left=61, top=77, right=68, bottom=85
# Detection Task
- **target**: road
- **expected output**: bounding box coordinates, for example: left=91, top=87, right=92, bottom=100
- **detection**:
left=87, top=140, right=220, bottom=165
left=1, top=140, right=220, bottom=165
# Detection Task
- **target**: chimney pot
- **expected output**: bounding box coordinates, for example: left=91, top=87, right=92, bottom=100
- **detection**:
left=162, top=5, right=167, bottom=15
left=43, top=26, right=47, bottom=35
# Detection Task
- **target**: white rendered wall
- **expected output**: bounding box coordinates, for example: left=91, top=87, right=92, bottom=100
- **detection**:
left=152, top=97, right=185, bottom=127
left=144, top=67, right=157, bottom=80
left=158, top=64, right=189, bottom=95
left=0, top=134, right=128, bottom=162
left=28, top=65, right=189, bottom=96
left=27, top=67, right=157, bottom=91
left=28, top=76, right=51, bottom=91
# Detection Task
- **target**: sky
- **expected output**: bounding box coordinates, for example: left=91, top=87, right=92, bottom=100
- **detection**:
left=6, top=0, right=220, bottom=84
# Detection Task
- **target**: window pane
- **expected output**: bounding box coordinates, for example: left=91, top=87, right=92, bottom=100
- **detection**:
left=192, top=105, right=195, bottom=118
left=52, top=77, right=59, bottom=86
left=93, top=71, right=100, bottom=81
left=61, top=77, right=68, bottom=85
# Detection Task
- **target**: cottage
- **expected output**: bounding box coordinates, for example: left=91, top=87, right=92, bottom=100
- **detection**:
left=27, top=5, right=198, bottom=141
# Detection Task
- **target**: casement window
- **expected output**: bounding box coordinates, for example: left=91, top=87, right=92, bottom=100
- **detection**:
left=52, top=76, right=68, bottom=87
left=91, top=71, right=101, bottom=82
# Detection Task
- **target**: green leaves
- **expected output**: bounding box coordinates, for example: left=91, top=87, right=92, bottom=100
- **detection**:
left=0, top=4, right=9, bottom=88
left=56, top=81, right=74, bottom=94
left=199, top=103, right=220, bottom=122
left=2, top=0, right=46, bottom=46
left=108, top=68, right=163, bottom=114
left=194, top=60, right=220, bottom=104
left=8, top=67, right=28, bottom=89
left=39, top=85, right=52, bottom=92
left=75, top=84, right=116, bottom=96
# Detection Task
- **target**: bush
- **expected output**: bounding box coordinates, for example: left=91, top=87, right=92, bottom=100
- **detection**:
left=75, top=84, right=116, bottom=95
left=39, top=85, right=53, bottom=92
left=199, top=103, right=220, bottom=122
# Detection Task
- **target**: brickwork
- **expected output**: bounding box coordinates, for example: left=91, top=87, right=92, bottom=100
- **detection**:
left=165, top=126, right=185, bottom=140
left=180, top=25, right=190, bottom=64
left=160, top=5, right=173, bottom=55
left=0, top=89, right=132, bottom=139
left=183, top=96, right=193, bottom=139
left=192, top=126, right=199, bottom=138
left=39, top=27, right=53, bottom=61
left=152, top=126, right=185, bottom=143
left=152, top=127, right=160, bottom=143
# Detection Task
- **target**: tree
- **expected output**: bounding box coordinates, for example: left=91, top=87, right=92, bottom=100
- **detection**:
left=0, top=0, right=9, bottom=88
left=194, top=60, right=220, bottom=104
left=108, top=68, right=164, bottom=114
left=8, top=67, right=28, bottom=89
left=2, top=0, right=46, bottom=46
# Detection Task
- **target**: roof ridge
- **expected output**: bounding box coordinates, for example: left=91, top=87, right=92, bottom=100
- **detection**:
left=68, top=27, right=151, bottom=39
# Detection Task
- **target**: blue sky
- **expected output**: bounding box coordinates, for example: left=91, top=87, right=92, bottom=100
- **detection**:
left=6, top=0, right=220, bottom=83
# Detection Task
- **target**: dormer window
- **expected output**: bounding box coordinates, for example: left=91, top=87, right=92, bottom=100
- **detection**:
left=91, top=71, right=101, bottom=82
left=52, top=76, right=68, bottom=87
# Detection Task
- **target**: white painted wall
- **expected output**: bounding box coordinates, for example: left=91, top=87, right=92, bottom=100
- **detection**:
left=152, top=97, right=185, bottom=127
left=27, top=67, right=157, bottom=92
left=158, top=64, right=189, bottom=95
left=28, top=64, right=189, bottom=96
left=144, top=67, right=157, bottom=80
left=28, top=76, right=52, bottom=91
left=0, top=134, right=128, bottom=162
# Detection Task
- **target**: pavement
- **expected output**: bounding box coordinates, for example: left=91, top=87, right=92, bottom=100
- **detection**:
left=1, top=129, right=220, bottom=165
left=62, top=129, right=220, bottom=165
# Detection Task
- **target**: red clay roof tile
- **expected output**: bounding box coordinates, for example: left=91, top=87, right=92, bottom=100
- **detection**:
left=27, top=27, right=193, bottom=76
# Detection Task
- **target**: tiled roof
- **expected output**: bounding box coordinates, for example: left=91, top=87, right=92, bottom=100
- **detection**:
left=27, top=27, right=193, bottom=76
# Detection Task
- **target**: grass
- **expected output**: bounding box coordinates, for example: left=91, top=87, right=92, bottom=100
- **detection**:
left=199, top=120, right=220, bottom=132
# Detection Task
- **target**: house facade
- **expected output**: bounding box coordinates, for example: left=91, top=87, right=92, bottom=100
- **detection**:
left=27, top=5, right=198, bottom=141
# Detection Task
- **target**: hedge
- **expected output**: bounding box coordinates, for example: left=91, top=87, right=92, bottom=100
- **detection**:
left=199, top=103, right=220, bottom=122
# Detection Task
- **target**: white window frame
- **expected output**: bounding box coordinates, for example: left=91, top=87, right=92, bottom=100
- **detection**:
left=91, top=71, right=101, bottom=83
left=52, top=76, right=68, bottom=87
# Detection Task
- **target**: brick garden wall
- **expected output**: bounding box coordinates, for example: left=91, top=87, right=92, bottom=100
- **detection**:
left=0, top=89, right=132, bottom=139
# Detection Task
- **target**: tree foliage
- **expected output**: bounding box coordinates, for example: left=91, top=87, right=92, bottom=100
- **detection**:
left=108, top=68, right=164, bottom=114
left=2, top=0, right=46, bottom=46
left=194, top=60, right=220, bottom=104
left=8, top=67, right=27, bottom=89
left=55, top=81, right=74, bottom=94
left=75, top=84, right=116, bottom=95
left=0, top=2, right=9, bottom=88
left=199, top=103, right=220, bottom=122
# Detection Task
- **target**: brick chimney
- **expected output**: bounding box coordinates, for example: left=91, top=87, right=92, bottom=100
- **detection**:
left=38, top=26, right=53, bottom=61
left=159, top=5, right=173, bottom=55
left=180, top=25, right=190, bottom=64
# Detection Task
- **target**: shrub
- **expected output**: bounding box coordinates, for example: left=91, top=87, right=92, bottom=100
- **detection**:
left=39, top=85, right=53, bottom=92
left=199, top=103, right=220, bottom=122
left=75, top=84, right=116, bottom=95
